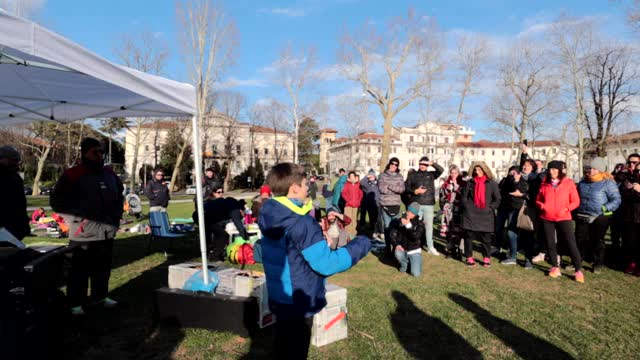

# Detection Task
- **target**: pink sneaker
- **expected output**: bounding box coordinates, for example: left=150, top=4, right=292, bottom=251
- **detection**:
left=483, top=257, right=491, bottom=268
left=575, top=271, right=584, bottom=283
left=465, top=257, right=476, bottom=266
left=549, top=267, right=562, bottom=278
left=625, top=262, right=636, bottom=275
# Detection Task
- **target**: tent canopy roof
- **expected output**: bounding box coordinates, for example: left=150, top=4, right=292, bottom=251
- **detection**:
left=0, top=9, right=196, bottom=126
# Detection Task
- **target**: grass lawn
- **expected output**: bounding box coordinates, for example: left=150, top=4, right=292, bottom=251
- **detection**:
left=26, top=194, right=198, bottom=208
left=23, top=200, right=640, bottom=359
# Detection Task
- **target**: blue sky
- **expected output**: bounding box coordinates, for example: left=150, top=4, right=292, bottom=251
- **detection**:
left=35, top=0, right=634, bottom=139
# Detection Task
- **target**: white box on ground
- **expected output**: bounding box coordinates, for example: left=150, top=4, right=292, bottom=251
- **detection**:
left=168, top=262, right=227, bottom=289
left=215, top=268, right=245, bottom=295
left=233, top=271, right=265, bottom=297
left=311, top=284, right=348, bottom=347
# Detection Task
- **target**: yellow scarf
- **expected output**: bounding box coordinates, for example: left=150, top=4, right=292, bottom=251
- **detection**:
left=588, top=172, right=613, bottom=182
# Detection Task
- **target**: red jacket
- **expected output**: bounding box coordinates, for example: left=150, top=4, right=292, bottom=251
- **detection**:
left=536, top=178, right=580, bottom=222
left=341, top=182, right=363, bottom=208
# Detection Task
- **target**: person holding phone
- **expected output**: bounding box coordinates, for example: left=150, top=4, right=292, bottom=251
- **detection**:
left=405, top=156, right=444, bottom=256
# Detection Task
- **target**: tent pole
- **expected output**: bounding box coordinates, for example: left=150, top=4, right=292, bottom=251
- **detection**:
left=191, top=114, right=209, bottom=284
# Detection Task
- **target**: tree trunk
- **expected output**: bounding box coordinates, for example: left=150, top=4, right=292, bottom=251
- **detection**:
left=379, top=110, right=393, bottom=173
left=170, top=142, right=188, bottom=194
left=129, top=122, right=142, bottom=191
left=108, top=135, right=112, bottom=164
left=224, top=159, right=233, bottom=192
left=32, top=146, right=51, bottom=196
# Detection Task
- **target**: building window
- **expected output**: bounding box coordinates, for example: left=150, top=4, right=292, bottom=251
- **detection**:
left=254, top=148, right=259, bottom=155
left=481, top=150, right=485, bottom=156
left=512, top=150, right=516, bottom=156
left=356, top=146, right=360, bottom=153
left=378, top=146, right=381, bottom=153
left=264, top=162, right=269, bottom=169
left=368, top=146, right=371, bottom=152
left=212, top=144, right=217, bottom=154
left=491, top=161, right=495, bottom=168
left=461, top=161, right=465, bottom=168
left=444, top=137, right=449, bottom=144
left=236, top=145, right=241, bottom=155
left=144, top=145, right=149, bottom=152
left=542, top=149, right=546, bottom=155
left=284, top=149, right=288, bottom=156
left=502, top=150, right=506, bottom=156
left=264, top=148, right=269, bottom=155
left=491, top=150, right=495, bottom=156
left=356, top=159, right=360, bottom=166
left=236, top=161, right=241, bottom=169
left=470, top=150, right=475, bottom=156
left=410, top=136, right=414, bottom=142
left=616, top=150, right=620, bottom=156
left=460, top=149, right=464, bottom=156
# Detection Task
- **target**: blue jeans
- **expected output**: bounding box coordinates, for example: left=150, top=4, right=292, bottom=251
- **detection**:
left=419, top=205, right=435, bottom=251
left=395, top=249, right=422, bottom=277
left=496, top=208, right=519, bottom=259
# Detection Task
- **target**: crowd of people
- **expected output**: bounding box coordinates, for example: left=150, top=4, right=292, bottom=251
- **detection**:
left=319, top=147, right=640, bottom=284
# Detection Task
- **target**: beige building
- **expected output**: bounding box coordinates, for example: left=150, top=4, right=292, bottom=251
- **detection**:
left=600, top=130, right=640, bottom=169
left=124, top=120, right=293, bottom=183
left=321, top=122, right=580, bottom=180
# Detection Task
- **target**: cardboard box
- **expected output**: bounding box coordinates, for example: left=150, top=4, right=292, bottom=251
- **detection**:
left=168, top=262, right=227, bottom=290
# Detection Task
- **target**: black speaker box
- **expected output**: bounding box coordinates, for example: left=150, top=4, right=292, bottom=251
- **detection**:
left=153, top=287, right=258, bottom=337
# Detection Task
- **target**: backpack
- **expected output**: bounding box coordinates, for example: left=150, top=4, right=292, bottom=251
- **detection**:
left=238, top=243, right=255, bottom=265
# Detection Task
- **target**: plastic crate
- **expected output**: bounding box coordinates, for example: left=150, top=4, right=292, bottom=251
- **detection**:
left=168, top=262, right=226, bottom=289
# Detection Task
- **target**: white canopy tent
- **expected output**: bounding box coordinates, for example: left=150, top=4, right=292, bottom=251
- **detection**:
left=0, top=9, right=211, bottom=283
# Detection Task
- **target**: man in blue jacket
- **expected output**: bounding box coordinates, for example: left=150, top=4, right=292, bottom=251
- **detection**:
left=259, top=163, right=371, bottom=359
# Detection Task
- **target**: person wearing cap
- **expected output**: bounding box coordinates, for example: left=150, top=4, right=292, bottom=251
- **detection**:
left=405, top=156, right=444, bottom=256
left=360, top=169, right=381, bottom=237
left=251, top=185, right=273, bottom=223
left=460, top=162, right=501, bottom=267
left=50, top=137, right=124, bottom=315
left=388, top=202, right=425, bottom=276
left=319, top=207, right=352, bottom=250
left=202, top=167, right=221, bottom=200
left=378, top=157, right=406, bottom=255
left=536, top=160, right=584, bottom=282
left=575, top=157, right=621, bottom=273
left=0, top=146, right=30, bottom=241
left=496, top=165, right=529, bottom=265
left=144, top=166, right=170, bottom=212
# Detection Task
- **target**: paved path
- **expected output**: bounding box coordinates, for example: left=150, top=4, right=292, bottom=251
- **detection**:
left=27, top=190, right=259, bottom=212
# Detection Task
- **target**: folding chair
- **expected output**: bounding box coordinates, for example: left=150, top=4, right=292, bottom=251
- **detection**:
left=148, top=212, right=186, bottom=255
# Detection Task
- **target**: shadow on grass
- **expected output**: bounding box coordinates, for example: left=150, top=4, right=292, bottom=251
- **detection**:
left=390, top=291, right=482, bottom=360
left=111, top=232, right=199, bottom=270
left=448, top=293, right=575, bottom=360
left=62, top=252, right=196, bottom=359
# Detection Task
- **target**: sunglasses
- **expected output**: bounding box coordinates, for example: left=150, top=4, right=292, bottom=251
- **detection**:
left=419, top=163, right=429, bottom=166
left=216, top=190, right=223, bottom=194
left=628, top=161, right=639, bottom=165
left=390, top=163, right=399, bottom=166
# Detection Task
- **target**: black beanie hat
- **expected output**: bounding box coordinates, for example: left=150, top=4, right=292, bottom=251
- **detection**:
left=388, top=157, right=399, bottom=165
left=419, top=156, right=429, bottom=163
left=81, top=137, right=102, bottom=155
left=547, top=160, right=564, bottom=171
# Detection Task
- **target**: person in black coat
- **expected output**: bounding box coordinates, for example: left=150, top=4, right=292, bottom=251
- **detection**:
left=389, top=202, right=426, bottom=277
left=0, top=146, right=30, bottom=241
left=496, top=166, right=529, bottom=265
left=144, top=167, right=170, bottom=212
left=461, top=162, right=501, bottom=267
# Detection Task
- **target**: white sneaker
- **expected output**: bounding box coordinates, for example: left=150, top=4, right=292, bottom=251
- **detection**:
left=428, top=248, right=440, bottom=256
left=532, top=253, right=546, bottom=263
left=100, top=297, right=118, bottom=308
left=70, top=306, right=85, bottom=316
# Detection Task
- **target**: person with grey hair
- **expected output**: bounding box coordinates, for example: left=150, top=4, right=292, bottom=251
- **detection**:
left=0, top=146, right=30, bottom=241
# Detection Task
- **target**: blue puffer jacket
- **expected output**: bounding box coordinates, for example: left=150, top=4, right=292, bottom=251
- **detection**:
left=576, top=178, right=621, bottom=216
left=258, top=197, right=371, bottom=320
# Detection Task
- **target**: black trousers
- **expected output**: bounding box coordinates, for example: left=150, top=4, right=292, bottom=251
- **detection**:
left=359, top=201, right=379, bottom=235
left=67, top=239, right=114, bottom=307
left=274, top=317, right=313, bottom=359
left=625, top=222, right=640, bottom=264
left=207, top=221, right=229, bottom=262
left=575, top=215, right=610, bottom=267
left=463, top=231, right=492, bottom=258
left=542, top=220, right=581, bottom=270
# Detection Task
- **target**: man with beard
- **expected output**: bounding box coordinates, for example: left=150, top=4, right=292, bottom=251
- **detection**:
left=51, top=138, right=124, bottom=315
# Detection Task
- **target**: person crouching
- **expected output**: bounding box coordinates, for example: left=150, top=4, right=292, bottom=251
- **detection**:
left=389, top=202, right=425, bottom=277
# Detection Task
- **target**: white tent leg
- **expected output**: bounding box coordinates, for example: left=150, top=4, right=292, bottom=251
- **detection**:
left=191, top=114, right=209, bottom=284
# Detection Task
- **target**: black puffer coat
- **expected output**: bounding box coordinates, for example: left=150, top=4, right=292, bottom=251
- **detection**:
left=405, top=163, right=444, bottom=206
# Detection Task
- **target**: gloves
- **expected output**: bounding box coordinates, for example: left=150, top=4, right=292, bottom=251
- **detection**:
left=602, top=205, right=613, bottom=216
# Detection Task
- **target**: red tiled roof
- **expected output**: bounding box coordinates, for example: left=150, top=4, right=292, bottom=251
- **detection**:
left=250, top=125, right=291, bottom=135
left=321, top=128, right=338, bottom=133
left=458, top=140, right=561, bottom=148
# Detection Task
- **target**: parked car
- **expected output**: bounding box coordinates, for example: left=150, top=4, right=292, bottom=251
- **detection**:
left=39, top=186, right=51, bottom=195
left=24, top=186, right=32, bottom=195
left=185, top=185, right=197, bottom=195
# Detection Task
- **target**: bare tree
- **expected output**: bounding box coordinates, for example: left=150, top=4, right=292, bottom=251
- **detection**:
left=335, top=95, right=373, bottom=137
left=9, top=122, right=61, bottom=195
left=492, top=39, right=558, bottom=159
left=585, top=45, right=639, bottom=157
left=340, top=9, right=441, bottom=171
left=177, top=0, right=238, bottom=157
left=114, top=30, right=169, bottom=190
left=271, top=44, right=316, bottom=164
left=549, top=15, right=595, bottom=172
left=252, top=99, right=289, bottom=163
left=210, top=91, right=246, bottom=191
left=448, top=34, right=488, bottom=165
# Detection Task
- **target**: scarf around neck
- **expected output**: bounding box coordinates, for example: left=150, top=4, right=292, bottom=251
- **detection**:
left=473, top=175, right=487, bottom=209
left=587, top=172, right=613, bottom=183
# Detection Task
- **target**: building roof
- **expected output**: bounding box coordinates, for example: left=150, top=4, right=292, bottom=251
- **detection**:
left=250, top=125, right=291, bottom=135
left=320, top=128, right=338, bottom=133
left=607, top=131, right=640, bottom=143
left=459, top=140, right=561, bottom=148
